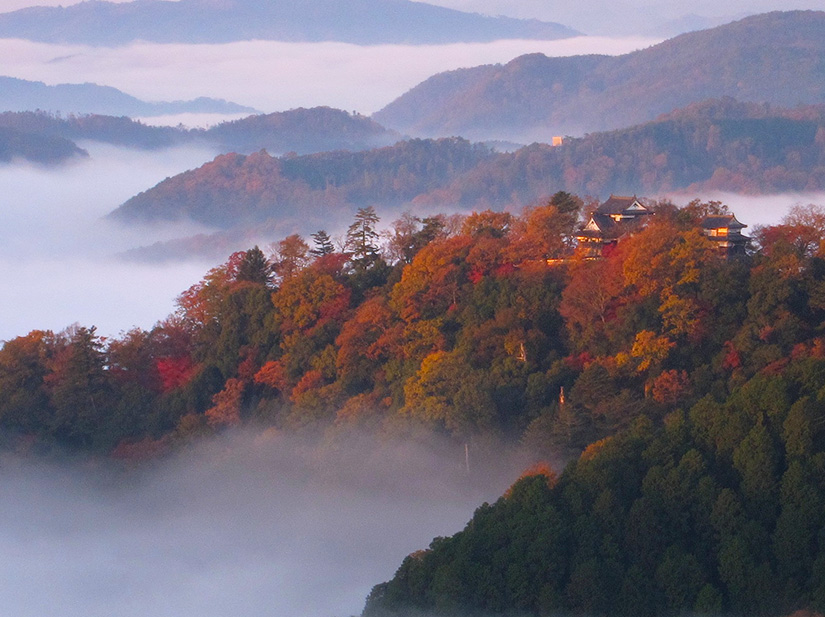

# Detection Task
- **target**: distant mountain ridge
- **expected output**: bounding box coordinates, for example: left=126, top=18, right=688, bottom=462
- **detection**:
left=373, top=11, right=825, bottom=142
left=204, top=107, right=401, bottom=154
left=0, top=0, right=578, bottom=45
left=0, top=107, right=401, bottom=154
left=108, top=99, right=825, bottom=232
left=0, top=76, right=256, bottom=118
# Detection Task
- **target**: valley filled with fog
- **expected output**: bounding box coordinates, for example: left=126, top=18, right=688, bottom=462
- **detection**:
left=0, top=431, right=537, bottom=617
left=0, top=36, right=660, bottom=117
left=0, top=143, right=219, bottom=341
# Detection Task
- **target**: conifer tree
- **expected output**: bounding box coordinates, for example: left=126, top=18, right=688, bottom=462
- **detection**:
left=345, top=206, right=381, bottom=272
left=236, top=246, right=272, bottom=286
left=310, top=230, right=335, bottom=257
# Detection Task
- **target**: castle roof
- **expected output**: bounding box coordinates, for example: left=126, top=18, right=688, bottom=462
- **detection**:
left=700, top=215, right=747, bottom=230
left=595, top=195, right=650, bottom=217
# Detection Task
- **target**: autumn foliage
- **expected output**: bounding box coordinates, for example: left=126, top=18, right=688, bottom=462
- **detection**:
left=1, top=196, right=825, bottom=459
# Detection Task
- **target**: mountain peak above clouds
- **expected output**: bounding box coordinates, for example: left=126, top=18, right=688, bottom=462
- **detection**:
left=0, top=0, right=579, bottom=45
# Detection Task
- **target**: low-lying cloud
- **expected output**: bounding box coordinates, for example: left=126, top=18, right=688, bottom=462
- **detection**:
left=0, top=36, right=661, bottom=115
left=0, top=142, right=219, bottom=341
left=0, top=430, right=540, bottom=617
left=667, top=190, right=825, bottom=229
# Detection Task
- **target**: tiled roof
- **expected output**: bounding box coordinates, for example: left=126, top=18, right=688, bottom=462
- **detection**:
left=700, top=215, right=746, bottom=230
left=595, top=195, right=646, bottom=216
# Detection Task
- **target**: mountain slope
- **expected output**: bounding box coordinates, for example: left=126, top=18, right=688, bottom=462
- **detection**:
left=0, top=0, right=578, bottom=45
left=109, top=138, right=497, bottom=227
left=108, top=100, right=825, bottom=229
left=0, top=76, right=256, bottom=118
left=373, top=11, right=825, bottom=141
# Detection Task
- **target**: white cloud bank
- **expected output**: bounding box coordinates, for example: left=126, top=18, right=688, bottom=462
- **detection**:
left=0, top=36, right=661, bottom=115
left=0, top=143, right=219, bottom=342
left=0, top=430, right=538, bottom=617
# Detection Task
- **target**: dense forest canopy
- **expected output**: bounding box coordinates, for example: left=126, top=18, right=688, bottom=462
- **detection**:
left=2, top=195, right=825, bottom=459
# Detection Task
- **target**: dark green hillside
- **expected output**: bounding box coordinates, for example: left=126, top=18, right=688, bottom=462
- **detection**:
left=364, top=377, right=825, bottom=616
left=373, top=11, right=825, bottom=142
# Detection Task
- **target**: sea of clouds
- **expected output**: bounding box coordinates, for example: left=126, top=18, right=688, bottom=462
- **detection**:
left=0, top=36, right=661, bottom=116
left=0, top=142, right=221, bottom=341
left=0, top=430, right=542, bottom=617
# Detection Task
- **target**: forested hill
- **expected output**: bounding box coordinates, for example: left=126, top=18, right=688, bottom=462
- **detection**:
left=109, top=138, right=498, bottom=227
left=0, top=125, right=87, bottom=165
left=202, top=107, right=401, bottom=155
left=110, top=100, right=825, bottom=228
left=0, top=0, right=577, bottom=46
left=364, top=379, right=825, bottom=617
left=373, top=11, right=825, bottom=142
left=5, top=195, right=825, bottom=476
left=0, top=111, right=185, bottom=150
left=0, top=108, right=401, bottom=154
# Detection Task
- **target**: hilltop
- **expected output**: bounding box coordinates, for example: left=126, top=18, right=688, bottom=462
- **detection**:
left=203, top=107, right=400, bottom=155
left=109, top=138, right=496, bottom=227
left=373, top=11, right=825, bottom=142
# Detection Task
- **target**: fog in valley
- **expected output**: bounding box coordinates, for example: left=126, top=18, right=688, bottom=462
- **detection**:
left=0, top=143, right=220, bottom=341
left=669, top=191, right=825, bottom=229
left=0, top=36, right=660, bottom=116
left=0, top=430, right=542, bottom=617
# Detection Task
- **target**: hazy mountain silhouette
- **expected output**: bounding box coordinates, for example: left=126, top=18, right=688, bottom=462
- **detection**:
left=203, top=107, right=401, bottom=154
left=0, top=76, right=257, bottom=118
left=0, top=107, right=401, bottom=154
left=0, top=0, right=578, bottom=45
left=373, top=11, right=825, bottom=142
